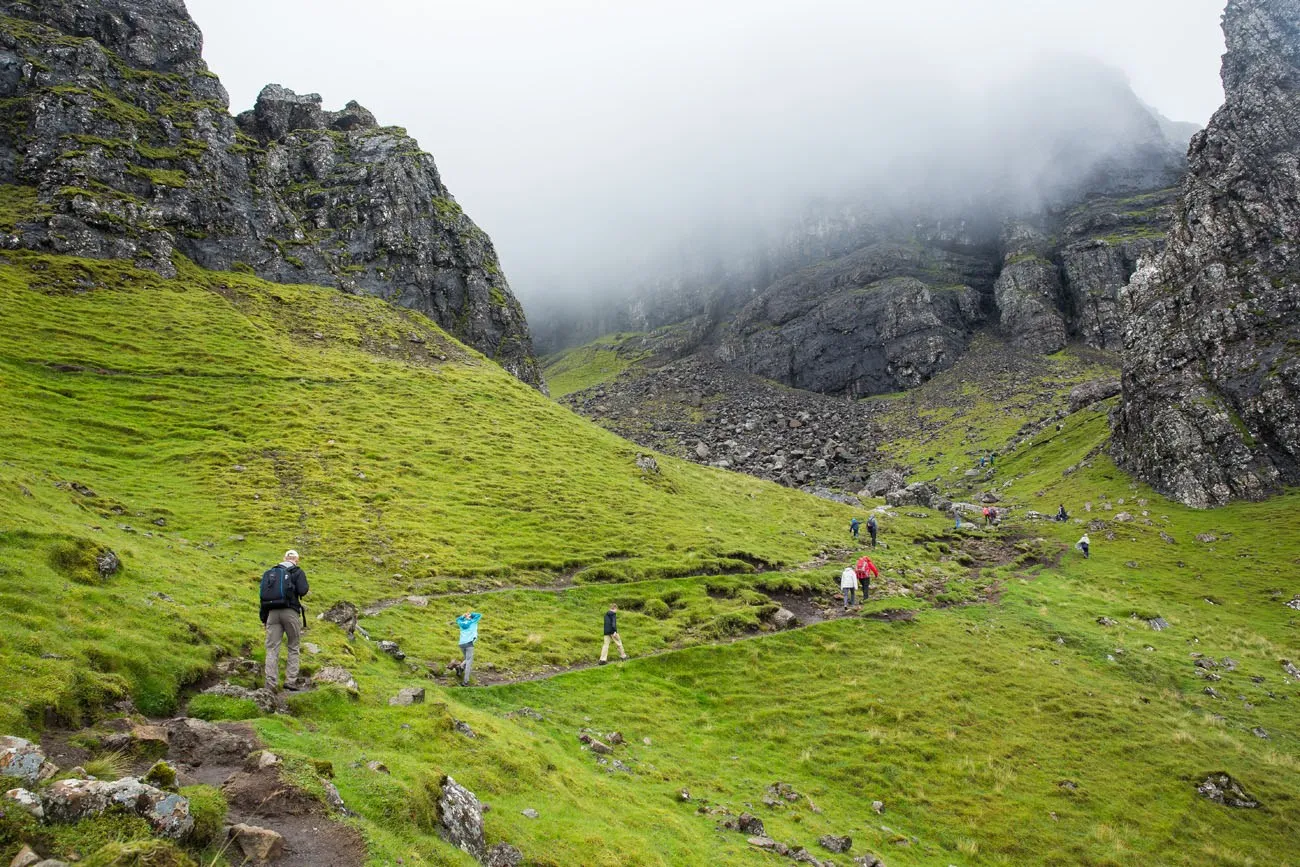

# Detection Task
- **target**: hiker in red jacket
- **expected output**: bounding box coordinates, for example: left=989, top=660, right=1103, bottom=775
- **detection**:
left=855, top=555, right=879, bottom=600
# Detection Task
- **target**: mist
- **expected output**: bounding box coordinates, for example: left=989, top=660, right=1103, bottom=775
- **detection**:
left=186, top=0, right=1227, bottom=317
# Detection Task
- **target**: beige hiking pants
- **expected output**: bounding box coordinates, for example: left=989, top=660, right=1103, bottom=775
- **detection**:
left=600, top=632, right=626, bottom=662
left=265, top=607, right=301, bottom=689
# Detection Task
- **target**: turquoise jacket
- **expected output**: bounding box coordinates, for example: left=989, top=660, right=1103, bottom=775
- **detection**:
left=456, top=612, right=481, bottom=645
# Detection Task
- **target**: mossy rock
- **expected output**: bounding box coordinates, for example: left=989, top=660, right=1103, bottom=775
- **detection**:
left=48, top=538, right=120, bottom=584
left=142, top=760, right=176, bottom=791
left=179, top=785, right=226, bottom=848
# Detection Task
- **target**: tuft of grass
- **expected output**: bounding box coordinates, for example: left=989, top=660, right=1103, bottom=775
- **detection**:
left=83, top=750, right=131, bottom=781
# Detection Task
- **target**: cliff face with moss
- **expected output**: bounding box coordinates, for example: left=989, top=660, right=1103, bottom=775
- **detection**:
left=1113, top=0, right=1300, bottom=507
left=0, top=0, right=542, bottom=388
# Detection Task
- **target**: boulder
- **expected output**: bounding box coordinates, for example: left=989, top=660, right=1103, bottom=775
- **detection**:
left=1196, top=772, right=1259, bottom=808
left=436, top=775, right=485, bottom=859
left=3, top=788, right=43, bottom=820
left=200, top=682, right=284, bottom=714
left=819, top=835, right=852, bottom=854
left=228, top=823, right=285, bottom=864
left=40, top=778, right=193, bottom=839
left=736, top=813, right=765, bottom=836
left=771, top=608, right=799, bottom=630
left=165, top=717, right=257, bottom=765
left=312, top=666, right=359, bottom=694
left=0, top=736, right=57, bottom=785
left=388, top=687, right=426, bottom=706
left=322, top=780, right=347, bottom=813
left=9, top=844, right=41, bottom=867
left=861, top=469, right=906, bottom=498
left=95, top=548, right=122, bottom=578
left=483, top=842, right=524, bottom=867
left=377, top=640, right=406, bottom=661
left=317, top=601, right=359, bottom=638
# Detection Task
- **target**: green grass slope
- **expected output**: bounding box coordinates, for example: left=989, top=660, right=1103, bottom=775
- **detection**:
left=2, top=249, right=1299, bottom=866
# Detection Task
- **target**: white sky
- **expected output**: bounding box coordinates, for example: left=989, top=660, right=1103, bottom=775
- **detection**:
left=186, top=0, right=1228, bottom=301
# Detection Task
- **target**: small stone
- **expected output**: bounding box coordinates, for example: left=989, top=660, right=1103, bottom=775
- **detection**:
left=2, top=788, right=43, bottom=820
left=679, top=788, right=691, bottom=801
left=322, top=780, right=347, bottom=813
left=377, top=640, right=406, bottom=661
left=872, top=800, right=885, bottom=814
left=1252, top=727, right=1269, bottom=739
left=9, top=844, right=41, bottom=867
left=229, top=823, right=285, bottom=864
left=388, top=687, right=425, bottom=706
left=521, top=808, right=539, bottom=819
left=367, top=761, right=390, bottom=774
left=590, top=740, right=613, bottom=755
left=453, top=720, right=477, bottom=739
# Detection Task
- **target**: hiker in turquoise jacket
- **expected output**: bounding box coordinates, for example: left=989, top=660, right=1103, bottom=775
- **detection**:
left=454, top=611, right=481, bottom=686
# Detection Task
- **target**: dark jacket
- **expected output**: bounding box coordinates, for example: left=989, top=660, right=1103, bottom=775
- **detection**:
left=604, top=610, right=618, bottom=636
left=260, top=564, right=309, bottom=624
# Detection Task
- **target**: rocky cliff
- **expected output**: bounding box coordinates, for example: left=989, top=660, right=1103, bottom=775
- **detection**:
left=1113, top=0, right=1300, bottom=507
left=0, top=0, right=542, bottom=388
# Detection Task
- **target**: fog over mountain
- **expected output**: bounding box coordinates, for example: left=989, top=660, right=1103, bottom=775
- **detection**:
left=188, top=0, right=1226, bottom=321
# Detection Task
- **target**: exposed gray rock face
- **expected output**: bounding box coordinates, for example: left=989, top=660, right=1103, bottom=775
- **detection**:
left=0, top=0, right=542, bottom=388
left=994, top=223, right=1066, bottom=352
left=720, top=239, right=991, bottom=396
left=436, top=775, right=485, bottom=860
left=1113, top=0, right=1300, bottom=507
left=0, top=736, right=57, bottom=785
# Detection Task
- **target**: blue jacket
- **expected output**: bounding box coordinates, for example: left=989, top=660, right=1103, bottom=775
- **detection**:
left=456, top=612, right=481, bottom=645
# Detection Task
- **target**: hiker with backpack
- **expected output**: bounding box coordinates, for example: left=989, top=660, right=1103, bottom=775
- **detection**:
left=260, top=549, right=309, bottom=692
left=453, top=610, right=482, bottom=686
left=982, top=506, right=992, bottom=526
left=855, top=554, right=880, bottom=601
left=850, top=517, right=861, bottom=542
left=600, top=603, right=629, bottom=664
left=1056, top=504, right=1068, bottom=522
left=1076, top=533, right=1090, bottom=559
left=867, top=515, right=878, bottom=548
left=840, top=565, right=859, bottom=611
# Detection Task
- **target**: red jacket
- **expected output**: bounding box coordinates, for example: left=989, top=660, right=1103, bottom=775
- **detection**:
left=855, top=556, right=879, bottom=580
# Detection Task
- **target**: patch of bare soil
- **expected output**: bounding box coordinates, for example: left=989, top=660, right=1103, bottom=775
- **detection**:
left=43, top=718, right=364, bottom=867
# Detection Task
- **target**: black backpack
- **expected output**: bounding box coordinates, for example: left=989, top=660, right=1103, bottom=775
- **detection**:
left=259, top=564, right=297, bottom=608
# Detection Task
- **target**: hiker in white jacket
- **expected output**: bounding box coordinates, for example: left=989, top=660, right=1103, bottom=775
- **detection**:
left=840, top=566, right=860, bottom=610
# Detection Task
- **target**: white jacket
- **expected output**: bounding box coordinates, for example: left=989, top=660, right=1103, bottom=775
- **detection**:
left=840, top=567, right=859, bottom=589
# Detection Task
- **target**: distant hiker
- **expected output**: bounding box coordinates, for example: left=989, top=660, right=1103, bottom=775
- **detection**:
left=989, top=506, right=999, bottom=526
left=1076, top=534, right=1090, bottom=559
left=867, top=515, right=878, bottom=548
left=989, top=453, right=995, bottom=467
left=850, top=517, right=861, bottom=541
left=454, top=610, right=482, bottom=686
left=855, top=555, right=880, bottom=601
left=954, top=507, right=963, bottom=530
left=600, top=603, right=628, bottom=664
left=979, top=456, right=986, bottom=468
left=840, top=566, right=859, bottom=610
left=260, top=549, right=309, bottom=692
left=1056, top=504, right=1068, bottom=522
left=982, top=506, right=992, bottom=526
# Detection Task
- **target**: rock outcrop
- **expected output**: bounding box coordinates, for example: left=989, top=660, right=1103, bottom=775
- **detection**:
left=0, top=0, right=542, bottom=388
left=1113, top=0, right=1300, bottom=507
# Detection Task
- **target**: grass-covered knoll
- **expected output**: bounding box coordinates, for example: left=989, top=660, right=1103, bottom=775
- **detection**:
left=542, top=331, right=650, bottom=397
left=0, top=251, right=854, bottom=737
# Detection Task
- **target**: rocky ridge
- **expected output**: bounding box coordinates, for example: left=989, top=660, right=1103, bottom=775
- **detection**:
left=1113, top=0, right=1300, bottom=507
left=0, top=0, right=542, bottom=388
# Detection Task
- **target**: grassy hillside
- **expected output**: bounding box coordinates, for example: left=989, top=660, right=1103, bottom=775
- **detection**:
left=541, top=332, right=650, bottom=398
left=2, top=249, right=1298, bottom=866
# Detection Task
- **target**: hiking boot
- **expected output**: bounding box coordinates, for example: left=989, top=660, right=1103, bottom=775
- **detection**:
left=598, top=660, right=608, bottom=665
left=283, top=681, right=304, bottom=692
